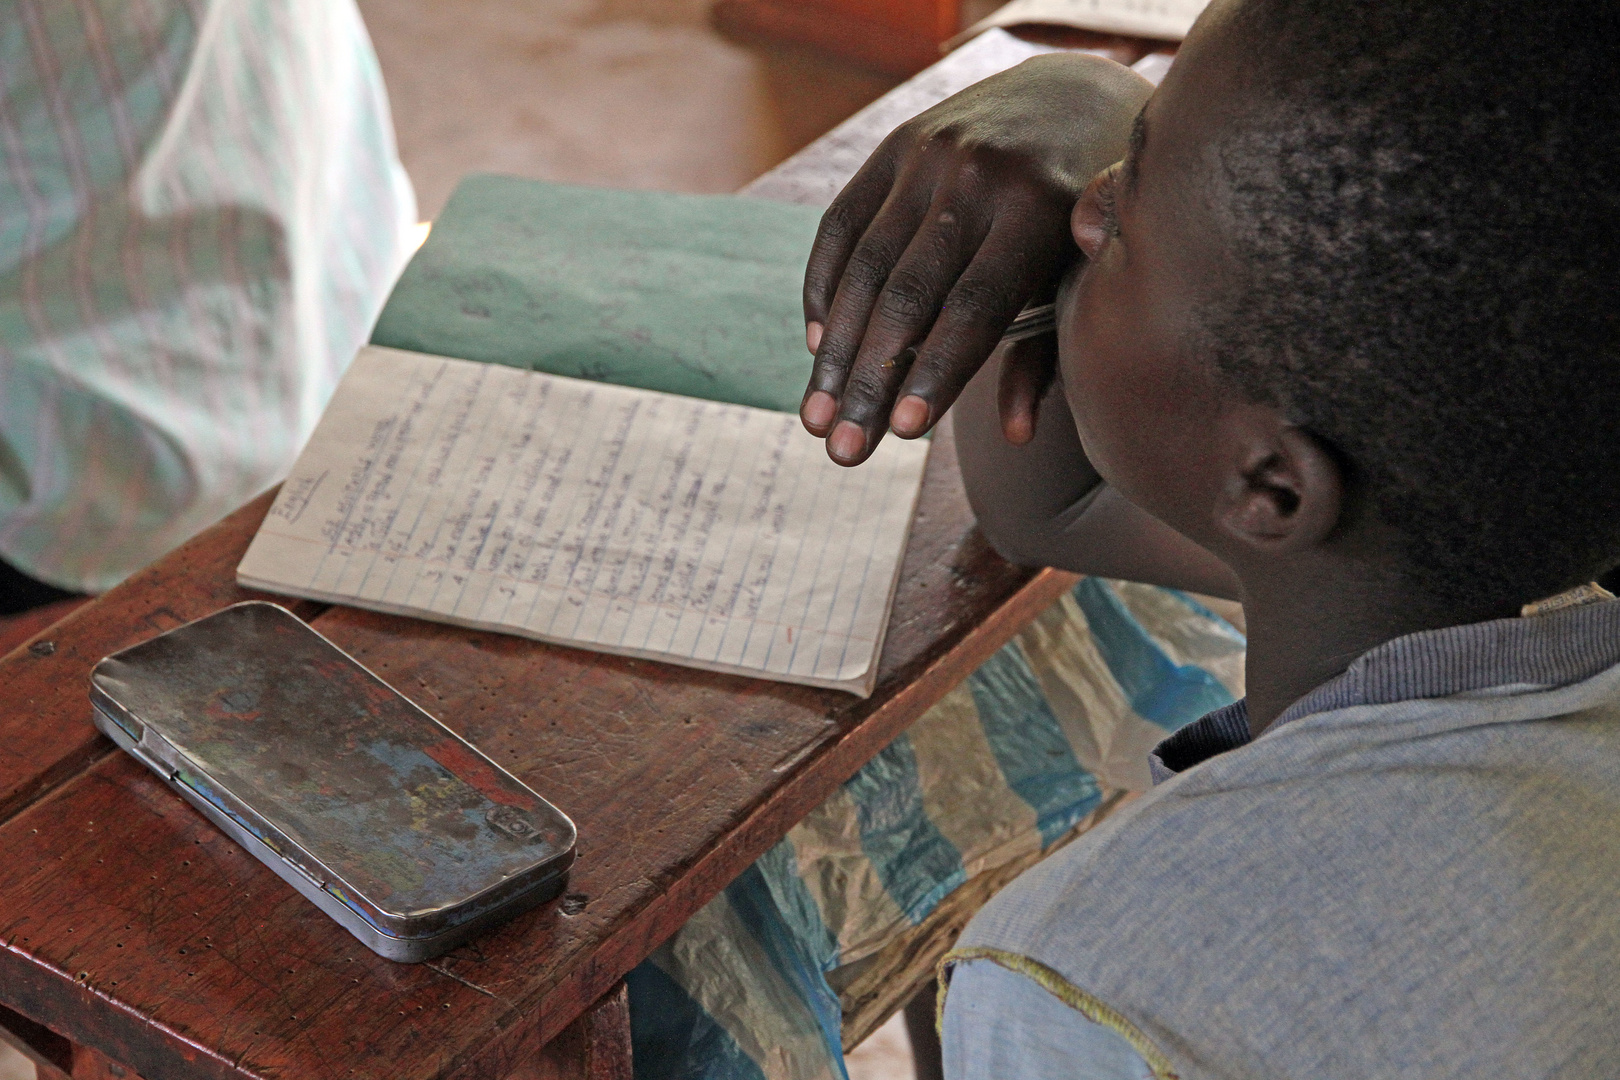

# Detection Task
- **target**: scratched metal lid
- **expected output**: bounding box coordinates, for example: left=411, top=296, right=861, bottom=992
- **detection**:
left=89, top=602, right=575, bottom=955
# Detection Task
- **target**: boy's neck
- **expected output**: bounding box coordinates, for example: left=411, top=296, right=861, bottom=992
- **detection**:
left=1237, top=564, right=1520, bottom=738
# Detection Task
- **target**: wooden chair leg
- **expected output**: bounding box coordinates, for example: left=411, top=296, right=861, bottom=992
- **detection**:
left=0, top=1005, right=73, bottom=1080
left=902, top=979, right=943, bottom=1080
left=69, top=1045, right=145, bottom=1080
left=517, top=982, right=632, bottom=1080
left=1, top=1004, right=149, bottom=1080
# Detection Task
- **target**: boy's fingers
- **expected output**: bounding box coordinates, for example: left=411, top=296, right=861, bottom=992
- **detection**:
left=853, top=195, right=988, bottom=365
left=823, top=344, right=915, bottom=465
left=802, top=187, right=933, bottom=435
left=889, top=216, right=1067, bottom=435
left=822, top=195, right=994, bottom=453
left=802, top=149, right=901, bottom=331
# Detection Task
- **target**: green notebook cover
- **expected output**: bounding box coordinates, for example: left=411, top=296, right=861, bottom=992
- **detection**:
left=371, top=176, right=823, bottom=414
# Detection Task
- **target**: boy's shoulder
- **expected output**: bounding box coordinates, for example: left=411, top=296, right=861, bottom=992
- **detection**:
left=953, top=597, right=1620, bottom=1079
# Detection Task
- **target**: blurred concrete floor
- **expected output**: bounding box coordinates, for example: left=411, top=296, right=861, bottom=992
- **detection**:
left=847, top=1011, right=919, bottom=1080
left=358, top=0, right=903, bottom=217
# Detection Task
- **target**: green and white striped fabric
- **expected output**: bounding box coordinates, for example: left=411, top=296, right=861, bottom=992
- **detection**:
left=629, top=578, right=1246, bottom=1080
left=0, top=0, right=414, bottom=592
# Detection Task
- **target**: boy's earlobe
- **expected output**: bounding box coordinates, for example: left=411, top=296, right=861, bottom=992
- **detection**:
left=1215, top=422, right=1343, bottom=554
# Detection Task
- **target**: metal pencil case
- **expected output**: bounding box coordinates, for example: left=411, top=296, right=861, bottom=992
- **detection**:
left=89, top=601, right=576, bottom=962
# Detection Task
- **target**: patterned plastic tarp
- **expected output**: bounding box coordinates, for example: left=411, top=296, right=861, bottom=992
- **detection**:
left=627, top=579, right=1247, bottom=1080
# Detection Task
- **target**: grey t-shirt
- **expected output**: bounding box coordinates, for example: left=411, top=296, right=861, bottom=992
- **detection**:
left=944, top=592, right=1620, bottom=1079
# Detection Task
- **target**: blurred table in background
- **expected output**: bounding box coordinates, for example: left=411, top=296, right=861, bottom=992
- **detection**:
left=712, top=0, right=1166, bottom=75
left=714, top=0, right=961, bottom=74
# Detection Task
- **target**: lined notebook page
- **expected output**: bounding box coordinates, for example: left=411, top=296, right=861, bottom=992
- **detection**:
left=238, top=346, right=929, bottom=695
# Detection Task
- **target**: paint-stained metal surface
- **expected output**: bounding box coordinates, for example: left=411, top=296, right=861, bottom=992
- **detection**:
left=89, top=602, right=575, bottom=961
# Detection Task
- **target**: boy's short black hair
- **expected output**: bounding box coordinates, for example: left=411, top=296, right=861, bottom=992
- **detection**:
left=1200, top=0, right=1620, bottom=603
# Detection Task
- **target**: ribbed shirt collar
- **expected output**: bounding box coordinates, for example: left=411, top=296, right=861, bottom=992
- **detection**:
left=1150, top=594, right=1620, bottom=784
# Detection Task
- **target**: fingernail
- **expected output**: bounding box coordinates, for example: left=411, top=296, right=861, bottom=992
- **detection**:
left=829, top=420, right=865, bottom=462
left=891, top=395, right=930, bottom=436
left=806, top=321, right=823, bottom=353
left=802, top=390, right=837, bottom=431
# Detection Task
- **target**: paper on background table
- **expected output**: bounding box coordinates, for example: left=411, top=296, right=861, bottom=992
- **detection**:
left=954, top=0, right=1209, bottom=44
left=238, top=346, right=929, bottom=696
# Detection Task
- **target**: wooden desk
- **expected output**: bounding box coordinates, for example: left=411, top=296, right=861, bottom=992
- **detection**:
left=0, top=30, right=1160, bottom=1080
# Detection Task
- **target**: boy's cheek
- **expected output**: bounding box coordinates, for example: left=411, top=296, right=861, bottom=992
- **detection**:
left=1059, top=280, right=1217, bottom=519
left=1061, top=339, right=1148, bottom=490
left=1058, top=275, right=1158, bottom=474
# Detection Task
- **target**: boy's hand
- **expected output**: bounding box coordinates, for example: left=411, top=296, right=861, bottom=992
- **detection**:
left=800, top=53, right=1154, bottom=465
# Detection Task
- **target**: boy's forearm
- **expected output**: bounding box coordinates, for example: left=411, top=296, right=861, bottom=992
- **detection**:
left=954, top=354, right=1102, bottom=564
left=954, top=359, right=1243, bottom=600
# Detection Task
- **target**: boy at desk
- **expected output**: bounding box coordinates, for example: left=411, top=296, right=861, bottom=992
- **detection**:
left=798, top=0, right=1620, bottom=1075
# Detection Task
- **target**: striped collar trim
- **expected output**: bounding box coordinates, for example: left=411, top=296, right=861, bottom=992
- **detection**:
left=1151, top=590, right=1620, bottom=782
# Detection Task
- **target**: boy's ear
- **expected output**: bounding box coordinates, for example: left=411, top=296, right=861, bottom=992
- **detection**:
left=1214, top=409, right=1343, bottom=554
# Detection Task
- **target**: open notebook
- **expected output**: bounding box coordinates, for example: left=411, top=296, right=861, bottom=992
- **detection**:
left=238, top=345, right=928, bottom=696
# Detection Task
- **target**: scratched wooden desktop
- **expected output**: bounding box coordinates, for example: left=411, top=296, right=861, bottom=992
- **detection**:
left=0, top=29, right=1166, bottom=1080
